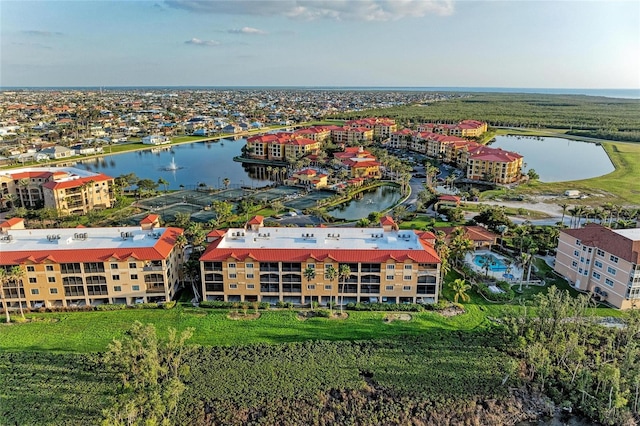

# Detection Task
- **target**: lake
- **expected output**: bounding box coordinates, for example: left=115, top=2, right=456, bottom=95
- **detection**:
left=327, top=185, right=402, bottom=220
left=77, top=138, right=273, bottom=190
left=489, top=136, right=614, bottom=182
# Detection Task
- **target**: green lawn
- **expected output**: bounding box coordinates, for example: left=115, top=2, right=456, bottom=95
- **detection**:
left=0, top=307, right=490, bottom=353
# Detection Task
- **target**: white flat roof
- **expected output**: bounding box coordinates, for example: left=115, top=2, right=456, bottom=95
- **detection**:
left=613, top=228, right=640, bottom=242
left=219, top=227, right=423, bottom=250
left=0, top=227, right=166, bottom=252
left=0, top=166, right=100, bottom=179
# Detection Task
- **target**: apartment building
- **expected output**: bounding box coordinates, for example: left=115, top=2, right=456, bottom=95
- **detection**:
left=200, top=216, right=441, bottom=305
left=346, top=118, right=397, bottom=139
left=331, top=126, right=375, bottom=145
left=462, top=145, right=523, bottom=184
left=0, top=167, right=115, bottom=214
left=418, top=120, right=488, bottom=138
left=554, top=223, right=640, bottom=309
left=246, top=133, right=321, bottom=161
left=0, top=216, right=184, bottom=310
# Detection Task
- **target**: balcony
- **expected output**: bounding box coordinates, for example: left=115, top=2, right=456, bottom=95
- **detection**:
left=146, top=285, right=166, bottom=293
left=143, top=265, right=164, bottom=271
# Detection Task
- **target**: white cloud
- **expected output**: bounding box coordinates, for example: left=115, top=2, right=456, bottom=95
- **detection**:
left=185, top=38, right=221, bottom=46
left=166, top=0, right=454, bottom=21
left=227, top=27, right=268, bottom=35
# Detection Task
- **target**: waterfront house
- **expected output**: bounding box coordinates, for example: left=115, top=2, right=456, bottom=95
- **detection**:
left=141, top=135, right=171, bottom=145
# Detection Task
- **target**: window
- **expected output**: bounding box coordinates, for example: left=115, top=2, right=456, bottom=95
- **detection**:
left=574, top=250, right=580, bottom=257
left=112, top=275, right=120, bottom=281
left=572, top=261, right=578, bottom=267
left=129, top=262, right=137, bottom=268
left=47, top=277, right=55, bottom=283
left=325, top=285, right=332, bottom=290
left=111, top=263, right=118, bottom=269
left=114, top=286, right=122, bottom=292
left=29, top=288, right=39, bottom=295
left=597, top=249, right=604, bottom=256
left=229, top=273, right=237, bottom=279
left=29, top=277, right=37, bottom=284
left=246, top=263, right=254, bottom=269
left=46, top=265, right=54, bottom=271
left=229, top=284, right=238, bottom=289
left=386, top=264, right=395, bottom=270
left=83, top=262, right=105, bottom=273
left=403, top=275, right=412, bottom=281
left=385, top=285, right=394, bottom=291
left=386, top=275, right=394, bottom=281
left=579, top=268, right=583, bottom=274
left=404, top=264, right=412, bottom=270
left=607, top=267, right=616, bottom=275
left=247, top=274, right=254, bottom=279
left=595, top=260, right=603, bottom=268
left=582, top=246, right=587, bottom=252
left=576, top=240, right=581, bottom=246
left=132, top=285, right=140, bottom=291
left=610, top=255, right=619, bottom=263
left=61, top=263, right=82, bottom=274
left=583, top=270, right=588, bottom=276
left=228, top=263, right=236, bottom=269
left=131, top=274, right=138, bottom=280
left=605, top=278, right=614, bottom=287
left=247, top=284, right=255, bottom=289
left=403, top=286, right=412, bottom=291
left=307, top=263, right=315, bottom=269
left=580, top=257, right=585, bottom=263
left=49, top=288, right=58, bottom=294
left=27, top=266, right=35, bottom=272
left=592, top=272, right=601, bottom=280
left=307, top=284, right=316, bottom=290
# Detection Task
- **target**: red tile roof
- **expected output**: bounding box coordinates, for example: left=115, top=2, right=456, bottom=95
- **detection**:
left=438, top=226, right=498, bottom=243
left=141, top=214, right=160, bottom=224
left=562, top=224, right=640, bottom=264
left=247, top=215, right=264, bottom=225
left=380, top=216, right=395, bottom=226
left=42, top=173, right=113, bottom=190
left=0, top=217, right=24, bottom=229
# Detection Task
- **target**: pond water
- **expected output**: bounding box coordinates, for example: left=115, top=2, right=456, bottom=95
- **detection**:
left=76, top=138, right=274, bottom=190
left=327, top=185, right=402, bottom=220
left=489, top=135, right=614, bottom=182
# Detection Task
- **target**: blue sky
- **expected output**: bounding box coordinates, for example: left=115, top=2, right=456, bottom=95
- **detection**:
left=1, top=0, right=639, bottom=88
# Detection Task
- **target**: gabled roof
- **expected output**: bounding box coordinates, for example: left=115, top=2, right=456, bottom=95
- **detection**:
left=42, top=173, right=113, bottom=190
left=562, top=223, right=640, bottom=264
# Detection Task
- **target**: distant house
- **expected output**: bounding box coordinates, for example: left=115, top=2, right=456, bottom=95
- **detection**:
left=434, top=195, right=461, bottom=211
left=437, top=226, right=498, bottom=250
left=222, top=124, right=242, bottom=134
left=286, top=168, right=328, bottom=189
left=38, top=145, right=75, bottom=159
left=142, top=135, right=171, bottom=145
left=192, top=128, right=209, bottom=137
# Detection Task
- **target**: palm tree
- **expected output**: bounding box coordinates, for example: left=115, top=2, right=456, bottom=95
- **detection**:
left=9, top=265, right=25, bottom=319
left=0, top=268, right=11, bottom=323
left=517, top=251, right=532, bottom=292
left=559, top=203, right=568, bottom=226
left=479, top=255, right=496, bottom=278
left=266, top=166, right=273, bottom=182
left=450, top=278, right=471, bottom=303
left=222, top=178, right=230, bottom=190
left=303, top=266, right=316, bottom=310
left=324, top=265, right=337, bottom=315
left=18, top=178, right=31, bottom=208
left=158, top=177, right=169, bottom=194
left=338, top=264, right=351, bottom=315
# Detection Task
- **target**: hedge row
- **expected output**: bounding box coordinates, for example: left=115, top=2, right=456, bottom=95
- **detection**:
left=199, top=301, right=271, bottom=310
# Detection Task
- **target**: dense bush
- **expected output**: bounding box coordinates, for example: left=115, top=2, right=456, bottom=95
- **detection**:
left=161, top=301, right=176, bottom=310
left=345, top=302, right=424, bottom=312
left=95, top=304, right=127, bottom=311
left=276, top=301, right=295, bottom=309
left=199, top=300, right=269, bottom=310
left=132, top=302, right=160, bottom=309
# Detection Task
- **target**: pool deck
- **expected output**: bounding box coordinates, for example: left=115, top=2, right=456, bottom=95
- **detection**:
left=465, top=250, right=524, bottom=281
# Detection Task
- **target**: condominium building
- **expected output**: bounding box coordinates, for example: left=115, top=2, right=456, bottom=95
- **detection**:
left=246, top=133, right=321, bottom=162
left=462, top=145, right=523, bottom=184
left=333, top=146, right=381, bottom=179
left=0, top=166, right=115, bottom=214
left=553, top=223, right=640, bottom=309
left=0, top=215, right=184, bottom=310
left=346, top=118, right=397, bottom=139
left=418, top=120, right=488, bottom=138
left=200, top=216, right=441, bottom=305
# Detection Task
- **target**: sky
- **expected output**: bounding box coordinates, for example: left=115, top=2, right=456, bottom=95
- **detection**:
left=1, top=0, right=639, bottom=88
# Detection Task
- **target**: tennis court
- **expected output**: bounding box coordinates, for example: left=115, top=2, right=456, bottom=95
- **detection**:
left=284, top=190, right=335, bottom=210
left=252, top=186, right=301, bottom=203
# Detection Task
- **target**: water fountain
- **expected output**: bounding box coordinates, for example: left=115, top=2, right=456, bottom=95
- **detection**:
left=165, top=156, right=178, bottom=171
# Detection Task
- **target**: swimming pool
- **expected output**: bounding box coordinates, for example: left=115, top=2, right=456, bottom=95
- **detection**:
left=473, top=254, right=508, bottom=272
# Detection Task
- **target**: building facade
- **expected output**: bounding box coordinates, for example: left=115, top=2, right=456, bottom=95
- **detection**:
left=0, top=167, right=115, bottom=214
left=0, top=217, right=184, bottom=310
left=553, top=224, right=640, bottom=309
left=199, top=216, right=441, bottom=305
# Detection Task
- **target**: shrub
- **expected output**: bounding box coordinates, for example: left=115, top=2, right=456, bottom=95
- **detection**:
left=476, top=281, right=514, bottom=302
left=346, top=302, right=423, bottom=312
left=95, top=304, right=127, bottom=311
left=132, top=303, right=160, bottom=309
left=162, top=301, right=177, bottom=310
left=315, top=309, right=331, bottom=318
left=425, top=300, right=449, bottom=311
